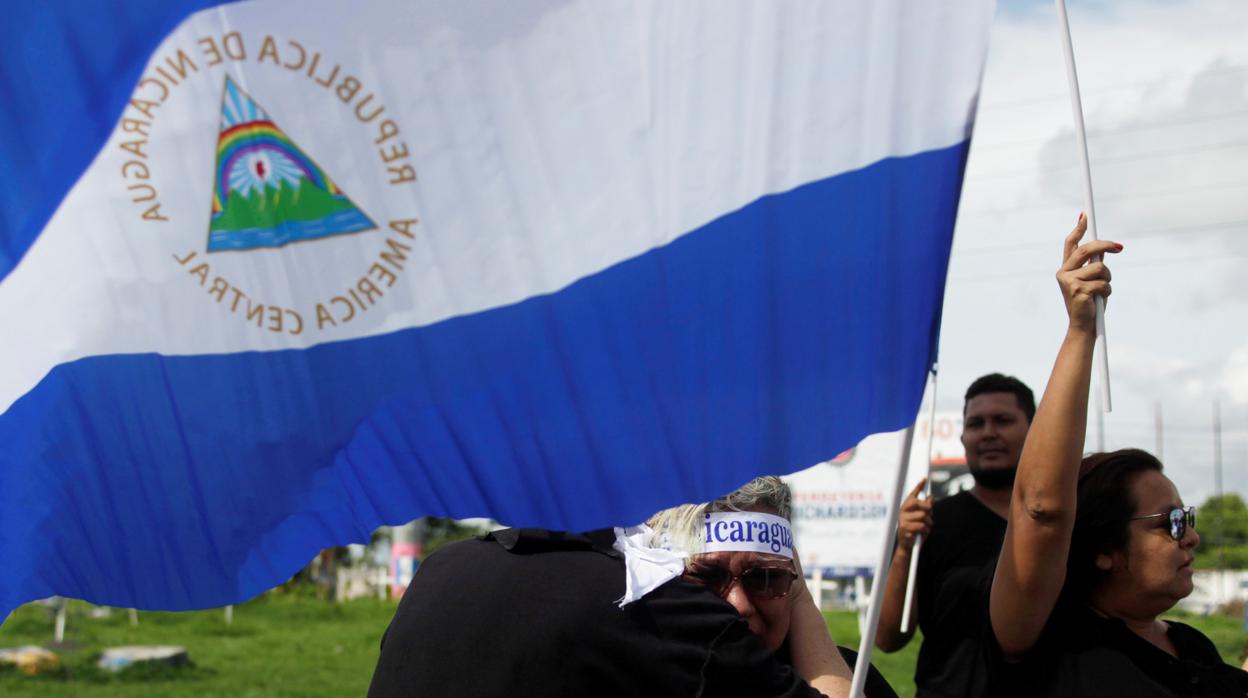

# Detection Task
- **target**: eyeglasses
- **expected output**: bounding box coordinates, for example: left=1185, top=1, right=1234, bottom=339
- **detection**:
left=1129, top=506, right=1196, bottom=541
left=686, top=564, right=798, bottom=600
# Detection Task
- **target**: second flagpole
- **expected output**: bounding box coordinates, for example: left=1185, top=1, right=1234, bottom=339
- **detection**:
left=1055, top=0, right=1113, bottom=412
left=848, top=367, right=936, bottom=698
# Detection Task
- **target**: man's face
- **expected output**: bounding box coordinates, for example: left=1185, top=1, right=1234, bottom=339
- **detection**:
left=961, top=392, right=1030, bottom=489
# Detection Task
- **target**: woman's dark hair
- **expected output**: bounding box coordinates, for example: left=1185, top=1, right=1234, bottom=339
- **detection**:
left=1064, top=449, right=1164, bottom=601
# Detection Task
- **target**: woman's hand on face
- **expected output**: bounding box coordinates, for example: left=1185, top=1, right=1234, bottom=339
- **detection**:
left=783, top=547, right=854, bottom=694
left=1058, top=213, right=1121, bottom=334
left=788, top=547, right=811, bottom=607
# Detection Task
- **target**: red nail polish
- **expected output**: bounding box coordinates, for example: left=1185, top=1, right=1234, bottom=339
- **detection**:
left=1113, top=242, right=1123, bottom=251
left=1078, top=212, right=1085, bottom=222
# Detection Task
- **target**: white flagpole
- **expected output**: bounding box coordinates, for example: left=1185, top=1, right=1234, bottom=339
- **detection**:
left=1055, top=0, right=1112, bottom=412
left=850, top=423, right=917, bottom=698
left=900, top=368, right=939, bottom=633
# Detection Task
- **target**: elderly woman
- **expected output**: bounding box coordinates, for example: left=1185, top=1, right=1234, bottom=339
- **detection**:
left=637, top=476, right=895, bottom=698
left=371, top=473, right=872, bottom=697
left=988, top=215, right=1248, bottom=696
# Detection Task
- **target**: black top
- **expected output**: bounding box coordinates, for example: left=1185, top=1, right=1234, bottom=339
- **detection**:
left=781, top=645, right=898, bottom=698
left=914, top=490, right=1007, bottom=698
left=369, top=528, right=893, bottom=698
left=992, top=602, right=1248, bottom=697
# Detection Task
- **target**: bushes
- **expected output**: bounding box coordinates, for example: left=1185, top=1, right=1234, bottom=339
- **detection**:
left=1196, top=494, right=1248, bottom=569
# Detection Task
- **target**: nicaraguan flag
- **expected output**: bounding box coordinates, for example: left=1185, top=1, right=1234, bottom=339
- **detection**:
left=0, top=0, right=993, bottom=615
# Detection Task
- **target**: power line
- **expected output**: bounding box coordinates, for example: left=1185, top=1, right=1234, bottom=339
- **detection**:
left=968, top=138, right=1248, bottom=179
left=959, top=181, right=1248, bottom=218
left=1104, top=429, right=1209, bottom=439
left=946, top=249, right=1248, bottom=284
left=954, top=219, right=1248, bottom=257
left=977, top=64, right=1248, bottom=112
left=1103, top=423, right=1248, bottom=436
left=974, top=107, right=1248, bottom=152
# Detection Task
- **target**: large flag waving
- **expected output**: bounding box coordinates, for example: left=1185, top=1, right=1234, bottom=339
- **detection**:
left=0, top=1, right=993, bottom=615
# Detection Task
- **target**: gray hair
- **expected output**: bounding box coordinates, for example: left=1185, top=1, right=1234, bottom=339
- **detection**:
left=644, top=476, right=792, bottom=558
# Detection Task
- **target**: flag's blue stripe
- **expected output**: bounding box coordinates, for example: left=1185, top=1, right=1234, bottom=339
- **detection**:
left=0, top=142, right=967, bottom=614
left=0, top=1, right=229, bottom=282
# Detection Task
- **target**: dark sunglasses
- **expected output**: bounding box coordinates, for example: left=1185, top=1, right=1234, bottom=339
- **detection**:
left=686, top=565, right=798, bottom=600
left=1129, top=506, right=1196, bottom=541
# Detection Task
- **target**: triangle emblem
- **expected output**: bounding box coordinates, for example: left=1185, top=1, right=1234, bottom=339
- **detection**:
left=206, top=76, right=377, bottom=252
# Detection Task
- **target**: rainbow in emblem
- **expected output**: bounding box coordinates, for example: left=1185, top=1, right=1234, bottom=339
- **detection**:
left=207, top=76, right=375, bottom=252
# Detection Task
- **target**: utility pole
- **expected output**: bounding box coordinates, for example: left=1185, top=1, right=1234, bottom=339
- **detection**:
left=1214, top=400, right=1224, bottom=569
left=1153, top=401, right=1163, bottom=461
left=1094, top=391, right=1105, bottom=452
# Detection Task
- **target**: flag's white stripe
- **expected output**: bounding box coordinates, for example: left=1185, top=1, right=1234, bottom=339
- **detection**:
left=0, top=0, right=992, bottom=412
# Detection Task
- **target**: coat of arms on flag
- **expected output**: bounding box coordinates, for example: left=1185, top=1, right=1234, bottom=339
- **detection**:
left=207, top=76, right=375, bottom=252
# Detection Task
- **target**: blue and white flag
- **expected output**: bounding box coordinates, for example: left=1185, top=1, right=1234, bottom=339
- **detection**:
left=0, top=1, right=993, bottom=615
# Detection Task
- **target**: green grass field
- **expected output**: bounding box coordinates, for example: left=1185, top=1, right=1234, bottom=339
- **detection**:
left=1, top=597, right=1243, bottom=697
left=0, top=597, right=396, bottom=697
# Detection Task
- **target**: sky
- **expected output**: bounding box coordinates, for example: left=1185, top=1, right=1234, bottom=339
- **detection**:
left=934, top=0, right=1248, bottom=504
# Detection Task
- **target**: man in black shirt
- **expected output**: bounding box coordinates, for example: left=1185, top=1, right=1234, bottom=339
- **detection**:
left=873, top=373, right=1035, bottom=698
left=368, top=527, right=859, bottom=697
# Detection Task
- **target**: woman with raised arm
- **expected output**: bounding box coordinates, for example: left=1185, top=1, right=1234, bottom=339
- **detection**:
left=988, top=215, right=1248, bottom=696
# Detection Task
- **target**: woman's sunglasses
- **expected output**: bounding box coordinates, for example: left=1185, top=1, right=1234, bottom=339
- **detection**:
left=686, top=565, right=798, bottom=600
left=1129, top=505, right=1196, bottom=541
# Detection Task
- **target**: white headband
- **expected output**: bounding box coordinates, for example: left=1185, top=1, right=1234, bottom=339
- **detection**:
left=703, top=512, right=794, bottom=558
left=613, top=511, right=796, bottom=607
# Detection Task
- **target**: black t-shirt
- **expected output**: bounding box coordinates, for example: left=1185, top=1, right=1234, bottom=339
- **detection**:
left=990, top=601, right=1248, bottom=697
left=369, top=528, right=843, bottom=698
left=913, top=490, right=1007, bottom=698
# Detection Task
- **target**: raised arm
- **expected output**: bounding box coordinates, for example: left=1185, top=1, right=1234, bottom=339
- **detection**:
left=990, top=215, right=1120, bottom=658
left=874, top=479, right=931, bottom=652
